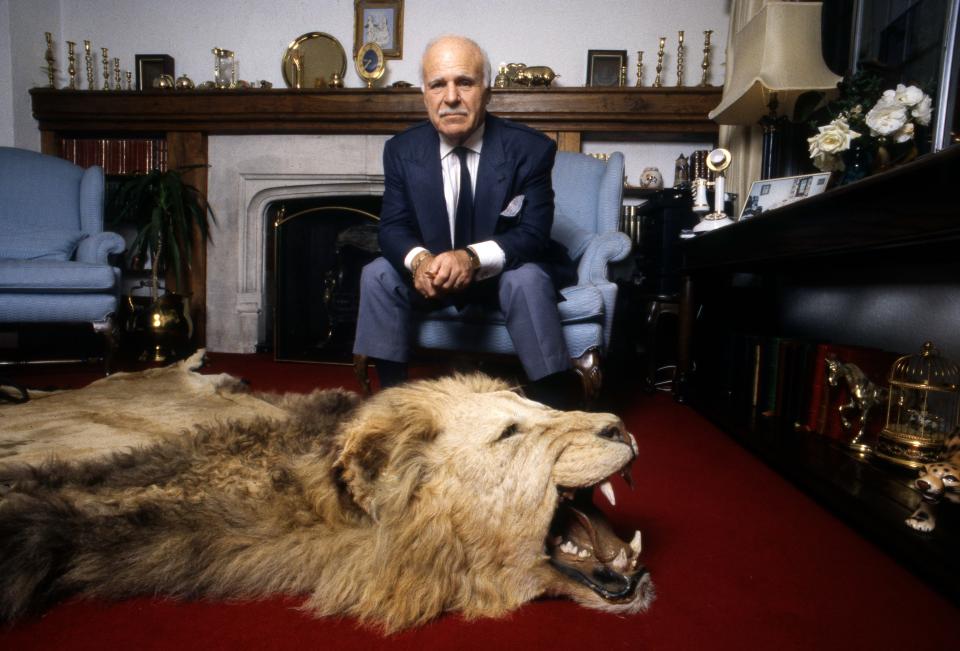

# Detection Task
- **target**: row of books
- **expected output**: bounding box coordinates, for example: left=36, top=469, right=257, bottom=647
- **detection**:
left=58, top=138, right=168, bottom=175
left=711, top=334, right=900, bottom=445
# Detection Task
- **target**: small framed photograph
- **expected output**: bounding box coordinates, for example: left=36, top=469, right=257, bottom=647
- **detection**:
left=354, top=0, right=403, bottom=59
left=135, top=54, right=174, bottom=90
left=739, top=172, right=831, bottom=221
left=586, top=50, right=627, bottom=87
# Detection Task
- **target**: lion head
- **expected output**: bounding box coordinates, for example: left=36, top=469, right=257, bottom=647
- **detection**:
left=327, top=373, right=653, bottom=631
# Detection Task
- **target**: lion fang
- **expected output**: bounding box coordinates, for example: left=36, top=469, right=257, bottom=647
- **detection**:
left=599, top=481, right=616, bottom=506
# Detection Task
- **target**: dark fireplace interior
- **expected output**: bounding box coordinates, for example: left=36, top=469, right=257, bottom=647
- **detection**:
left=263, top=195, right=382, bottom=363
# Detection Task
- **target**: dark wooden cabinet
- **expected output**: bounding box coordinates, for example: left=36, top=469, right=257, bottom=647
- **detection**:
left=676, top=146, right=960, bottom=602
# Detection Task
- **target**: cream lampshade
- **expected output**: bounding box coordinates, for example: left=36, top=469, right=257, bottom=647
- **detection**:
left=709, top=1, right=842, bottom=178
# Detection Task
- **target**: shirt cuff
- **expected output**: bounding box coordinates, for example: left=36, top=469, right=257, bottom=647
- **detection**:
left=404, top=246, right=428, bottom=272
left=469, top=240, right=505, bottom=281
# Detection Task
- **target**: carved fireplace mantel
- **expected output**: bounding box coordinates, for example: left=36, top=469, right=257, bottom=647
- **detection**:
left=31, top=86, right=722, bottom=345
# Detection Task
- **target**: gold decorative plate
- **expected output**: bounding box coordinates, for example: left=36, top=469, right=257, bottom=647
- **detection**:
left=282, top=32, right=347, bottom=89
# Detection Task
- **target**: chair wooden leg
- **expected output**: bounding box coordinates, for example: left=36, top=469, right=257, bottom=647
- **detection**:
left=571, top=347, right=602, bottom=407
left=93, top=316, right=119, bottom=375
left=353, top=353, right=372, bottom=395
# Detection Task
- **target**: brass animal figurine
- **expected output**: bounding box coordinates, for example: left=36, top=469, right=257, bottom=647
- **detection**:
left=502, top=63, right=558, bottom=87
left=825, top=357, right=887, bottom=451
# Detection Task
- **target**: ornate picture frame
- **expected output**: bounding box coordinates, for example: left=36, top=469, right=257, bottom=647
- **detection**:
left=354, top=0, right=403, bottom=59
left=586, top=50, right=626, bottom=87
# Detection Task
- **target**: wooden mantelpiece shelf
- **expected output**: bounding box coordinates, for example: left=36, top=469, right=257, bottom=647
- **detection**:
left=31, top=86, right=722, bottom=345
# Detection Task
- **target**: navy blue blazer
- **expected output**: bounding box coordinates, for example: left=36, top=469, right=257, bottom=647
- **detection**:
left=377, top=113, right=573, bottom=286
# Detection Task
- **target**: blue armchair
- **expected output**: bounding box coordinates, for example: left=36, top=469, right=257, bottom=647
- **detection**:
left=0, top=147, right=125, bottom=370
left=356, top=151, right=630, bottom=401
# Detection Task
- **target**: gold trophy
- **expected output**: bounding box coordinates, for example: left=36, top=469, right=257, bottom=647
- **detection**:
left=101, top=47, right=111, bottom=90
left=84, top=41, right=94, bottom=90
left=44, top=32, right=56, bottom=88
left=66, top=41, right=77, bottom=89
left=635, top=51, right=643, bottom=87
left=699, top=30, right=713, bottom=86
left=676, top=31, right=684, bottom=86
left=653, top=37, right=665, bottom=87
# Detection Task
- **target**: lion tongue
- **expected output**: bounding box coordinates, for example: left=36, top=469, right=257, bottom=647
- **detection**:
left=559, top=503, right=627, bottom=565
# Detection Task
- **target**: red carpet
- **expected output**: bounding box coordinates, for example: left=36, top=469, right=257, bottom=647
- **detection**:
left=1, top=353, right=956, bottom=650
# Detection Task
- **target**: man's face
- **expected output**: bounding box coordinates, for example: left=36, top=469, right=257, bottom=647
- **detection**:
left=421, top=38, right=490, bottom=145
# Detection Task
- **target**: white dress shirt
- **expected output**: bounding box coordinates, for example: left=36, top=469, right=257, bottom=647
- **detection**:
left=403, top=124, right=506, bottom=280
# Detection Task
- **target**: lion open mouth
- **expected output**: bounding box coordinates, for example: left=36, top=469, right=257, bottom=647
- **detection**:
left=547, top=466, right=649, bottom=606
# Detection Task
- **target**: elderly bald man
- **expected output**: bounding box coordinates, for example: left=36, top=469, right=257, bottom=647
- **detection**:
left=353, top=35, right=577, bottom=404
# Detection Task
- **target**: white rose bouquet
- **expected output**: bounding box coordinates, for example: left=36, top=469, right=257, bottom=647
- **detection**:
left=807, top=73, right=933, bottom=175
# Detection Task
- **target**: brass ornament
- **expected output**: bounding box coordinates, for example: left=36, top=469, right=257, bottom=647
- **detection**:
left=676, top=31, right=684, bottom=86
left=175, top=74, right=195, bottom=90
left=635, top=51, right=643, bottom=87
left=66, top=41, right=77, bottom=89
left=113, top=57, right=121, bottom=91
left=101, top=47, right=110, bottom=90
left=700, top=30, right=713, bottom=86
left=653, top=37, right=666, bottom=87
left=355, top=41, right=385, bottom=89
left=44, top=33, right=57, bottom=89
left=84, top=40, right=94, bottom=90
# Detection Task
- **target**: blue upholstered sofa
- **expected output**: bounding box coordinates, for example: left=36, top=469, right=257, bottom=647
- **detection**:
left=0, top=147, right=125, bottom=369
left=356, top=151, right=630, bottom=401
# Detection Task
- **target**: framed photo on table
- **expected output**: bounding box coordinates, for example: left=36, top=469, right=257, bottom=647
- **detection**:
left=354, top=0, right=403, bottom=59
left=135, top=54, right=174, bottom=90
left=586, top=50, right=626, bottom=87
left=739, top=172, right=831, bottom=221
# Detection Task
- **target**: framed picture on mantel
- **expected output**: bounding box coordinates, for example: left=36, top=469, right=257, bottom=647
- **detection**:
left=354, top=0, right=404, bottom=59
left=135, top=54, right=174, bottom=91
left=586, top=50, right=626, bottom=87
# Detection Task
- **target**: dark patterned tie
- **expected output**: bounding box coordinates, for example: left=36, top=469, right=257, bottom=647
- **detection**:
left=453, top=146, right=474, bottom=249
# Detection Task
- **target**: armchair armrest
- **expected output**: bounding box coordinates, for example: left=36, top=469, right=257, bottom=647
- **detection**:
left=76, top=231, right=126, bottom=264
left=577, top=231, right=631, bottom=285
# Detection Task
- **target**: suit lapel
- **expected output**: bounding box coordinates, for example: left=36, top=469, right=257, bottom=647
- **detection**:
left=405, top=127, right=452, bottom=251
left=474, top=116, right=511, bottom=238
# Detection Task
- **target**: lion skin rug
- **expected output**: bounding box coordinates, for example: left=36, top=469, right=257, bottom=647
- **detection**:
left=0, top=350, right=287, bottom=465
left=0, top=368, right=653, bottom=632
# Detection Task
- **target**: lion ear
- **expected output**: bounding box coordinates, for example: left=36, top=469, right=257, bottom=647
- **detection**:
left=333, top=394, right=439, bottom=516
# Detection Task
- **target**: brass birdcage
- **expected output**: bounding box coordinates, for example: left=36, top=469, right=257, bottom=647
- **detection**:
left=875, top=342, right=960, bottom=468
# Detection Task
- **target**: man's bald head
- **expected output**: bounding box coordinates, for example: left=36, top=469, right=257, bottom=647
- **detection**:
left=420, top=35, right=492, bottom=144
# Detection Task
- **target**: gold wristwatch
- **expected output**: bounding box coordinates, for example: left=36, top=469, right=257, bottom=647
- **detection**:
left=463, top=246, right=481, bottom=271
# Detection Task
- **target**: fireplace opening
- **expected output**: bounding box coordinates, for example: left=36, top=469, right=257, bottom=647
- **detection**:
left=264, top=194, right=382, bottom=363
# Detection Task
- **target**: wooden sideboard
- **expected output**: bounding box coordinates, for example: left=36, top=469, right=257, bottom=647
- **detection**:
left=32, top=86, right=721, bottom=343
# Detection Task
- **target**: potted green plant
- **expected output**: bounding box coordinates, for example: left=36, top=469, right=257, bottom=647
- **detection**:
left=109, top=166, right=214, bottom=360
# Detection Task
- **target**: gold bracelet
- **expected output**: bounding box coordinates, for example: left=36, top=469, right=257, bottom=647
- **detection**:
left=411, top=251, right=431, bottom=275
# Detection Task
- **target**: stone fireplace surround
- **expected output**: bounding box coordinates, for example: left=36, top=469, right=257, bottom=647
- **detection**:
left=206, top=135, right=388, bottom=353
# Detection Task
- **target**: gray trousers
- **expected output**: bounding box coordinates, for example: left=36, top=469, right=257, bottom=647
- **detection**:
left=352, top=257, right=570, bottom=381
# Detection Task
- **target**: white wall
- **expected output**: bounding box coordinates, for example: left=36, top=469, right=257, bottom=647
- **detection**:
left=2, top=0, right=730, bottom=164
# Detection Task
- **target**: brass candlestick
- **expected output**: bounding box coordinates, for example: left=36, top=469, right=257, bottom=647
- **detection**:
left=653, top=37, right=665, bottom=87
left=620, top=64, right=626, bottom=87
left=44, top=32, right=56, bottom=88
left=113, top=57, right=121, bottom=90
left=700, top=30, right=713, bottom=86
left=84, top=40, right=94, bottom=89
left=66, top=41, right=77, bottom=89
left=676, top=31, right=684, bottom=86
left=125, top=70, right=132, bottom=90
left=101, top=47, right=111, bottom=89
left=635, top=51, right=643, bottom=87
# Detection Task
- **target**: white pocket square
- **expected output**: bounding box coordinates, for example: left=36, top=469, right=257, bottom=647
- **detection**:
left=500, top=194, right=525, bottom=218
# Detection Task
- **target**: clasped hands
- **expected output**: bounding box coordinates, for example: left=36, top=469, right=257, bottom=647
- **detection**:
left=412, top=249, right=475, bottom=299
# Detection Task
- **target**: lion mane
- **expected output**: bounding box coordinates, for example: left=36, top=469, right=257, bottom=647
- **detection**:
left=0, top=373, right=653, bottom=632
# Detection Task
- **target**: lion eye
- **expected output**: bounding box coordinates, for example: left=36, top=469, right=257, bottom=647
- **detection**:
left=498, top=423, right=519, bottom=441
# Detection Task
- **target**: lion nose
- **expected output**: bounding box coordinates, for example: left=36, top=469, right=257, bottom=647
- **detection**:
left=598, top=424, right=632, bottom=447
left=917, top=479, right=931, bottom=492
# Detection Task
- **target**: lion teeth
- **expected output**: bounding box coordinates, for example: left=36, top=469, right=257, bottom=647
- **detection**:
left=629, top=530, right=642, bottom=555
left=559, top=541, right=579, bottom=555
left=578, top=549, right=591, bottom=559
left=599, top=480, right=616, bottom=506
left=612, top=548, right=629, bottom=572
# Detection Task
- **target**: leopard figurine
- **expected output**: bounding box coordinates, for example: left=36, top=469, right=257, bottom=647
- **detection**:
left=905, top=432, right=960, bottom=532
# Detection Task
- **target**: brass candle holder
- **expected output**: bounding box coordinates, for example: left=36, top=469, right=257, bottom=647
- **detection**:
left=126, top=70, right=133, bottom=90
left=84, top=40, right=94, bottom=90
left=700, top=30, right=713, bottom=86
left=619, top=64, right=626, bottom=87
left=44, top=32, right=57, bottom=88
left=676, top=31, right=684, bottom=86
left=66, top=41, right=77, bottom=89
left=101, top=47, right=111, bottom=90
left=635, top=51, right=643, bottom=87
left=653, top=37, right=665, bottom=87
left=113, top=57, right=121, bottom=90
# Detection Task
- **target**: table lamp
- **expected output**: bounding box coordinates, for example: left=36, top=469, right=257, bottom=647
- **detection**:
left=708, top=1, right=842, bottom=179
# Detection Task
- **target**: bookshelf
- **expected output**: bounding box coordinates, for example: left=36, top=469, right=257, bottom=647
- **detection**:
left=676, top=146, right=960, bottom=603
